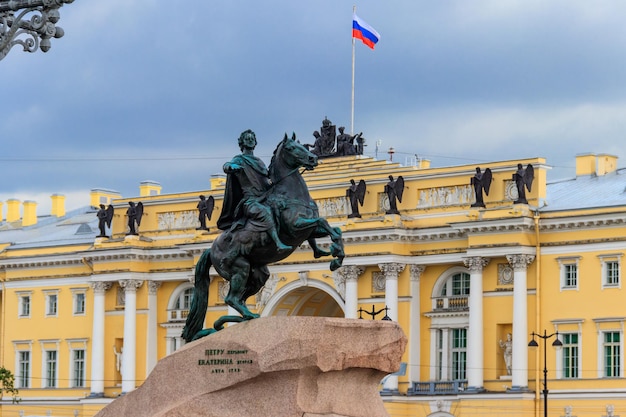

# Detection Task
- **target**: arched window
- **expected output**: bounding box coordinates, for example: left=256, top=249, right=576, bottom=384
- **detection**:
left=424, top=267, right=470, bottom=389
left=174, top=288, right=193, bottom=311
left=169, top=286, right=194, bottom=322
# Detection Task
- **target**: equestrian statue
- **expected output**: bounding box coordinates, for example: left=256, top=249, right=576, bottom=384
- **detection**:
left=182, top=130, right=345, bottom=341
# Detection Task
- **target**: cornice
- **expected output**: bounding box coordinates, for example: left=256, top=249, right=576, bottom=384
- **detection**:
left=453, top=217, right=535, bottom=234
left=539, top=212, right=626, bottom=231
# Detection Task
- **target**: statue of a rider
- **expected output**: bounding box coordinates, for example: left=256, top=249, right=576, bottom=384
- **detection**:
left=217, top=129, right=292, bottom=260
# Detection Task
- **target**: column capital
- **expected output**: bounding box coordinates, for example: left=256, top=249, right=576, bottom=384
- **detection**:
left=90, top=281, right=112, bottom=294
left=147, top=281, right=162, bottom=295
left=378, top=263, right=406, bottom=280
left=337, top=265, right=365, bottom=282
left=410, top=264, right=426, bottom=282
left=119, top=279, right=143, bottom=293
left=463, top=256, right=490, bottom=272
left=506, top=254, right=535, bottom=271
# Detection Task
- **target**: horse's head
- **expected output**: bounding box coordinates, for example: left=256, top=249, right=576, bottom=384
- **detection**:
left=272, top=132, right=318, bottom=172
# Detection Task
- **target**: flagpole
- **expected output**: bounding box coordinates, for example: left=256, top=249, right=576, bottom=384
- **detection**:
left=351, top=5, right=356, bottom=135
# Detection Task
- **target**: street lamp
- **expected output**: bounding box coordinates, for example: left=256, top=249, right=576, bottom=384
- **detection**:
left=357, top=304, right=391, bottom=320
left=528, top=330, right=562, bottom=417
left=0, top=0, right=75, bottom=61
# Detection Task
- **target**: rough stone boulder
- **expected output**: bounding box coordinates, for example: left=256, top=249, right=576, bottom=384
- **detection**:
left=95, top=316, right=407, bottom=417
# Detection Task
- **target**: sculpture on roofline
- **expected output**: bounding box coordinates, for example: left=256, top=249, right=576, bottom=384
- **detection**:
left=513, top=163, right=534, bottom=204
left=385, top=175, right=404, bottom=215
left=182, top=130, right=345, bottom=341
left=196, top=194, right=214, bottom=230
left=471, top=167, right=492, bottom=208
left=126, top=201, right=143, bottom=235
left=96, top=204, right=114, bottom=238
left=347, top=179, right=366, bottom=218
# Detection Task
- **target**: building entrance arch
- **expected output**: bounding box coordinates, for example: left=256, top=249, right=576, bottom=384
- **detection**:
left=261, top=279, right=344, bottom=318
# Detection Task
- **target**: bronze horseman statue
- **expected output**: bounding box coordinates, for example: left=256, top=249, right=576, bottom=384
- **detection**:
left=182, top=130, right=345, bottom=341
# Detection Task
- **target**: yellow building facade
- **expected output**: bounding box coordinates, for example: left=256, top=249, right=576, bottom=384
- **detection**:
left=0, top=152, right=625, bottom=417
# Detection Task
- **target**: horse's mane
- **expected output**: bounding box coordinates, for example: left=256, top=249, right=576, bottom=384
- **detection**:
left=268, top=133, right=291, bottom=180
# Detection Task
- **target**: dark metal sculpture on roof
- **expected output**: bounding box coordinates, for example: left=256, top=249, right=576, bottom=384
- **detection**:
left=347, top=179, right=366, bottom=218
left=513, top=163, right=534, bottom=204
left=96, top=204, right=114, bottom=238
left=126, top=201, right=143, bottom=236
left=471, top=167, right=492, bottom=208
left=196, top=195, right=214, bottom=231
left=182, top=130, right=345, bottom=341
left=385, top=175, right=404, bottom=215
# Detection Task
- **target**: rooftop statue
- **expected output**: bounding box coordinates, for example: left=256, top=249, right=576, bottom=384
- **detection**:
left=347, top=179, right=366, bottom=218
left=385, top=175, right=404, bottom=215
left=126, top=201, right=143, bottom=236
left=183, top=130, right=345, bottom=341
left=196, top=194, right=214, bottom=231
left=470, top=167, right=492, bottom=208
left=513, top=163, right=534, bottom=204
left=96, top=204, right=114, bottom=238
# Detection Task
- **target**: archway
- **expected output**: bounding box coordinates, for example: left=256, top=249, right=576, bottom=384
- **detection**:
left=262, top=279, right=344, bottom=317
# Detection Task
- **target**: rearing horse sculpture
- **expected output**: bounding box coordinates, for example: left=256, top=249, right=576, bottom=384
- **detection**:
left=182, top=133, right=344, bottom=341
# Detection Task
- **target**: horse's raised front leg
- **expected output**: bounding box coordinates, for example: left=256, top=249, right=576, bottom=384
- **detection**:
left=294, top=217, right=345, bottom=270
left=307, top=237, right=331, bottom=258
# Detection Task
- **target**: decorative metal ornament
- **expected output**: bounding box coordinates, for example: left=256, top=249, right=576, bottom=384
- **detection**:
left=0, top=0, right=75, bottom=61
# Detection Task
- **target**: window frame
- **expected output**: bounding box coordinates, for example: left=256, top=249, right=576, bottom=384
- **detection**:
left=71, top=288, right=87, bottom=316
left=16, top=291, right=32, bottom=318
left=602, top=331, right=621, bottom=378
left=17, top=349, right=31, bottom=389
left=599, top=254, right=622, bottom=289
left=44, top=290, right=59, bottom=317
left=44, top=349, right=58, bottom=388
left=557, top=257, right=580, bottom=291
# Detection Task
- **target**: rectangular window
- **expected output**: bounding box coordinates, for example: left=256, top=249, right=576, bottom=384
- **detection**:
left=563, top=264, right=578, bottom=288
left=19, top=295, right=30, bottom=317
left=436, top=329, right=443, bottom=380
left=45, top=350, right=57, bottom=388
left=18, top=351, right=30, bottom=388
left=72, top=349, right=85, bottom=387
left=562, top=333, right=579, bottom=379
left=451, top=328, right=467, bottom=380
left=74, top=293, right=85, bottom=315
left=603, top=331, right=620, bottom=377
left=606, top=261, right=620, bottom=286
left=46, top=294, right=58, bottom=316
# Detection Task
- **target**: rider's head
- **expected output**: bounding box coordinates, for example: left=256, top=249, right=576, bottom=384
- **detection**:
left=238, top=129, right=257, bottom=151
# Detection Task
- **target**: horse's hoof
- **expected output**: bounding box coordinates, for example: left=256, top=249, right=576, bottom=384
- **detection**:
left=243, top=313, right=260, bottom=320
left=192, top=328, right=217, bottom=341
left=330, top=259, right=343, bottom=271
left=313, top=249, right=331, bottom=259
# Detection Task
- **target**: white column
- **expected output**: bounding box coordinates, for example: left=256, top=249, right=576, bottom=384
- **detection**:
left=409, top=265, right=425, bottom=383
left=463, top=256, right=490, bottom=392
left=89, top=281, right=111, bottom=397
left=119, top=279, right=143, bottom=393
left=146, top=281, right=161, bottom=375
left=379, top=262, right=405, bottom=394
left=338, top=265, right=364, bottom=318
left=506, top=254, right=535, bottom=390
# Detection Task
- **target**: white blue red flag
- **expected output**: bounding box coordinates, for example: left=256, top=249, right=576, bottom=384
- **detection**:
left=352, top=14, right=380, bottom=49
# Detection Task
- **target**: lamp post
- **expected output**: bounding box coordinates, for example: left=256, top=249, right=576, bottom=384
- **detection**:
left=0, top=0, right=75, bottom=61
left=528, top=330, right=562, bottom=417
left=357, top=304, right=391, bottom=320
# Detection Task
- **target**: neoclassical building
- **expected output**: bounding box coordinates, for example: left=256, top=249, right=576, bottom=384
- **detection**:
left=1, top=152, right=626, bottom=417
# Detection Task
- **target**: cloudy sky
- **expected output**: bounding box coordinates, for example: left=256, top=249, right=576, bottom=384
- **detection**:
left=2, top=1, right=626, bottom=213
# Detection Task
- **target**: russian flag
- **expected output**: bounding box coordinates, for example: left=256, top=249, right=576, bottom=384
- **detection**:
left=352, top=14, right=380, bottom=50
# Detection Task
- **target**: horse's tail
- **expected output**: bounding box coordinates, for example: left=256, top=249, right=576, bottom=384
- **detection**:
left=182, top=249, right=212, bottom=342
